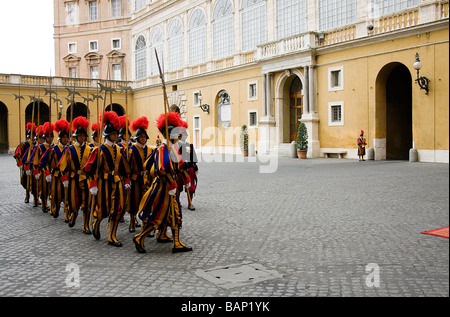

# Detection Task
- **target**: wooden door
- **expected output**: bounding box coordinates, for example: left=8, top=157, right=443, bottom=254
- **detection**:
left=290, top=92, right=303, bottom=142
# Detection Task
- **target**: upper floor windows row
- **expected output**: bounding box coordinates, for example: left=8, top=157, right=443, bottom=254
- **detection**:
left=65, top=0, right=123, bottom=24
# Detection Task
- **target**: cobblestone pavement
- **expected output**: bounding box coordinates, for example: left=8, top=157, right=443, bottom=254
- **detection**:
left=0, top=153, right=448, bottom=299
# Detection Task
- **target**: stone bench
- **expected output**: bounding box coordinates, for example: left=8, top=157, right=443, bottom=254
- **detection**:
left=322, top=150, right=347, bottom=159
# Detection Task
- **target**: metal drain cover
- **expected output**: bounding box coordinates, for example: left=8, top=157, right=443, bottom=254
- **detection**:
left=195, top=262, right=283, bottom=289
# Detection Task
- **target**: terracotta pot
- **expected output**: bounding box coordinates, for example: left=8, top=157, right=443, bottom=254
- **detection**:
left=242, top=149, right=248, bottom=157
left=297, top=150, right=307, bottom=159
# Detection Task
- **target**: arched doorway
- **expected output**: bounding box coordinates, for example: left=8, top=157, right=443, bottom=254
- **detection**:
left=0, top=102, right=8, bottom=153
left=375, top=63, right=413, bottom=160
left=105, top=103, right=125, bottom=116
left=25, top=102, right=49, bottom=125
left=289, top=77, right=303, bottom=142
left=66, top=102, right=88, bottom=121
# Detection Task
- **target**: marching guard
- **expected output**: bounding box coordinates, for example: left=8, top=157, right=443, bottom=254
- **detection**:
left=83, top=111, right=131, bottom=247
left=13, top=122, right=36, bottom=204
left=40, top=119, right=70, bottom=219
left=58, top=116, right=91, bottom=232
left=127, top=116, right=152, bottom=233
left=357, top=130, right=367, bottom=161
left=132, top=112, right=192, bottom=254
left=89, top=122, right=100, bottom=149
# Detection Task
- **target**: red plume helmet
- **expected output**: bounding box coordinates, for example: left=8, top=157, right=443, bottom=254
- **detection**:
left=361, top=130, right=364, bottom=135
left=119, top=115, right=130, bottom=129
left=72, top=116, right=89, bottom=132
left=101, top=111, right=121, bottom=130
left=26, top=122, right=37, bottom=133
left=91, top=122, right=99, bottom=133
left=131, top=116, right=149, bottom=132
left=42, top=122, right=54, bottom=136
left=155, top=112, right=182, bottom=130
left=54, top=119, right=70, bottom=138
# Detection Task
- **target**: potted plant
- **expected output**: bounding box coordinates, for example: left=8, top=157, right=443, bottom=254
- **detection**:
left=240, top=125, right=248, bottom=156
left=296, top=122, right=308, bottom=159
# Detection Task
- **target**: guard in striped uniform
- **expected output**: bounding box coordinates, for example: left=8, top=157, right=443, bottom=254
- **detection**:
left=83, top=111, right=131, bottom=247
left=58, top=116, right=91, bottom=233
left=127, top=116, right=153, bottom=233
left=132, top=112, right=192, bottom=254
left=25, top=125, right=46, bottom=208
left=13, top=122, right=36, bottom=204
left=31, top=122, right=54, bottom=213
left=40, top=119, right=70, bottom=219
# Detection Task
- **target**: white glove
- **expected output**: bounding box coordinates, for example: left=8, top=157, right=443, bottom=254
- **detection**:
left=185, top=182, right=190, bottom=189
left=45, top=175, right=52, bottom=183
left=63, top=180, right=69, bottom=188
left=26, top=169, right=31, bottom=176
left=168, top=188, right=176, bottom=196
left=34, top=173, right=40, bottom=180
left=124, top=183, right=131, bottom=190
left=90, top=186, right=98, bottom=196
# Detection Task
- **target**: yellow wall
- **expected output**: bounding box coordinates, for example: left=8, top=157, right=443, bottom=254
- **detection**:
left=316, top=28, right=449, bottom=152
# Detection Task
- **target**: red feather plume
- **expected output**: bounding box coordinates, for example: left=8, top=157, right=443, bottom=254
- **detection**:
left=155, top=112, right=182, bottom=130
left=101, top=111, right=121, bottom=130
left=38, top=125, right=45, bottom=136
left=54, top=119, right=70, bottom=133
left=131, top=116, right=149, bottom=132
left=26, top=122, right=37, bottom=132
left=42, top=122, right=54, bottom=135
left=91, top=122, right=99, bottom=132
left=72, top=116, right=89, bottom=132
left=180, top=120, right=188, bottom=129
left=119, top=115, right=130, bottom=129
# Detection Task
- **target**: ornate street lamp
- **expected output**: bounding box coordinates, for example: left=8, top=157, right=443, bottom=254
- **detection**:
left=198, top=91, right=210, bottom=114
left=413, top=53, right=429, bottom=95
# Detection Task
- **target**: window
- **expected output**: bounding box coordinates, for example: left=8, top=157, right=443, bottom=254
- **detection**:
left=168, top=18, right=184, bottom=71
left=135, top=35, right=147, bottom=80
left=112, top=0, right=121, bottom=17
left=89, top=40, right=98, bottom=52
left=193, top=91, right=201, bottom=107
left=328, top=102, right=344, bottom=126
left=319, top=0, right=356, bottom=30
left=89, top=1, right=98, bottom=20
left=69, top=67, right=77, bottom=78
left=218, top=90, right=231, bottom=128
left=193, top=115, right=201, bottom=149
left=248, top=110, right=258, bottom=128
left=135, top=0, right=146, bottom=11
left=189, top=9, right=207, bottom=66
left=371, top=0, right=419, bottom=16
left=248, top=81, right=257, bottom=100
left=68, top=42, right=77, bottom=54
left=276, top=0, right=307, bottom=40
left=213, top=0, right=234, bottom=60
left=66, top=2, right=77, bottom=24
left=150, top=27, right=164, bottom=76
left=90, top=66, right=99, bottom=79
left=113, top=64, right=121, bottom=80
left=112, top=39, right=121, bottom=50
left=241, top=0, right=266, bottom=52
left=328, top=66, right=344, bottom=91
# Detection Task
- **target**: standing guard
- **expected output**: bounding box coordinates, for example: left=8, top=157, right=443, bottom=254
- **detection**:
left=177, top=120, right=198, bottom=211
left=58, top=116, right=91, bottom=232
left=32, top=122, right=54, bottom=213
left=83, top=111, right=131, bottom=247
left=132, top=112, right=192, bottom=254
left=25, top=125, right=45, bottom=208
left=40, top=119, right=70, bottom=219
left=13, top=122, right=36, bottom=203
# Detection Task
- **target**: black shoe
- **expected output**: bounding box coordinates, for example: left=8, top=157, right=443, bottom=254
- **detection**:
left=108, top=240, right=123, bottom=247
left=129, top=227, right=136, bottom=233
left=68, top=214, right=76, bottom=228
left=133, top=237, right=146, bottom=253
left=43, top=207, right=50, bottom=213
left=24, top=199, right=29, bottom=203
left=172, top=246, right=193, bottom=253
left=83, top=229, right=92, bottom=235
left=188, top=205, right=196, bottom=211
